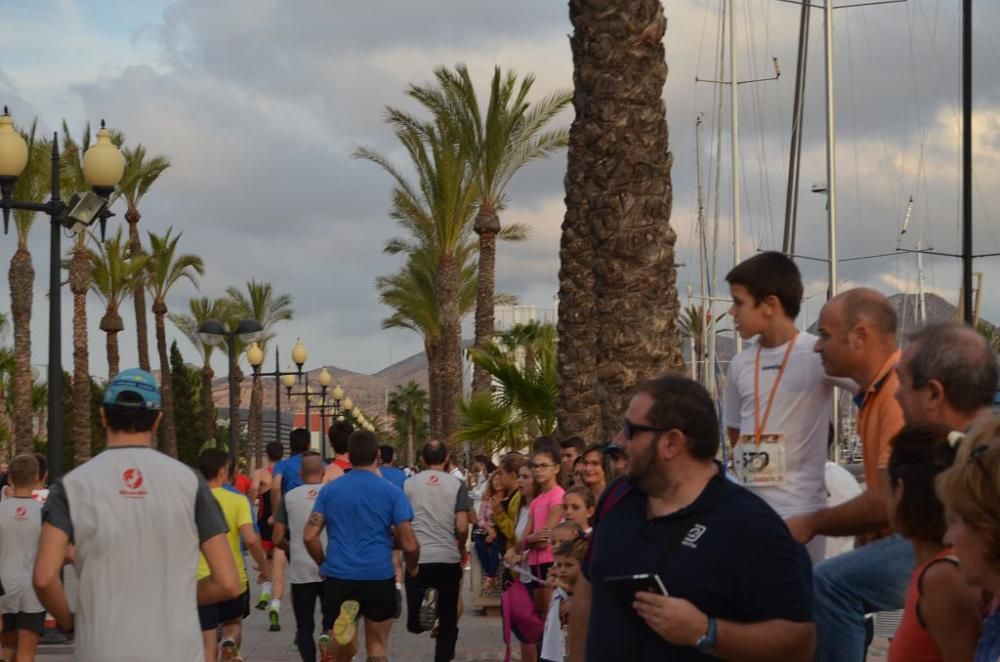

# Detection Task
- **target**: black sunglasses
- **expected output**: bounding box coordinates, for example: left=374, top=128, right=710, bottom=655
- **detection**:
left=622, top=419, right=673, bottom=440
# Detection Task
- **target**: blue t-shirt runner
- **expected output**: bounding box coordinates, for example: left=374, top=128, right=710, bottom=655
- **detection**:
left=312, top=469, right=412, bottom=581
left=274, top=453, right=305, bottom=495
left=381, top=465, right=407, bottom=491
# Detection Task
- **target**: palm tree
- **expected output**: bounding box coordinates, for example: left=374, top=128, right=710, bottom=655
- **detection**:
left=170, top=297, right=229, bottom=443
left=356, top=113, right=480, bottom=443
left=117, top=145, right=171, bottom=372
left=89, top=229, right=149, bottom=378
left=60, top=121, right=123, bottom=464
left=145, top=227, right=204, bottom=457
left=558, top=2, right=683, bottom=440
left=225, top=280, right=293, bottom=466
left=410, top=65, right=570, bottom=395
left=387, top=381, right=429, bottom=467
left=8, top=120, right=47, bottom=454
left=457, top=321, right=558, bottom=455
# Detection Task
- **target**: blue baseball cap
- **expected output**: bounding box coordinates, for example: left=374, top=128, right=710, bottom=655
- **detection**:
left=103, top=369, right=162, bottom=410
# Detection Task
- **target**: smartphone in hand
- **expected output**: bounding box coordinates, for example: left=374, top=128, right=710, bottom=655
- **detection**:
left=603, top=573, right=668, bottom=615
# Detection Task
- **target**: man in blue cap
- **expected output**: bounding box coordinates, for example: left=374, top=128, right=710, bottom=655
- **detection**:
left=33, top=369, right=240, bottom=661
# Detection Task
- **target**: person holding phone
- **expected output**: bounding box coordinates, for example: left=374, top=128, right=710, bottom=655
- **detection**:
left=568, top=375, right=815, bottom=662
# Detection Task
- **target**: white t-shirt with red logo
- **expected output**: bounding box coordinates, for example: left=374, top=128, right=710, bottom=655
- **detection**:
left=0, top=496, right=44, bottom=614
left=275, top=482, right=326, bottom=584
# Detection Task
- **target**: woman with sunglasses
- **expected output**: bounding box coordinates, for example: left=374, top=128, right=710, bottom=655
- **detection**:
left=578, top=443, right=610, bottom=500
left=885, top=424, right=981, bottom=662
left=937, top=416, right=1000, bottom=662
left=521, top=446, right=565, bottom=618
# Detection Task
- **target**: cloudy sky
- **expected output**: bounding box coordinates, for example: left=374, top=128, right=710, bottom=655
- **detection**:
left=1, top=0, right=998, bottom=380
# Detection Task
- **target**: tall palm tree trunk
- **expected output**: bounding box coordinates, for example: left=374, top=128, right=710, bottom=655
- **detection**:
left=9, top=245, right=34, bottom=454
left=407, top=414, right=415, bottom=468
left=425, top=339, right=441, bottom=440
left=472, top=206, right=500, bottom=395
left=436, top=255, right=463, bottom=444
left=575, top=0, right=684, bottom=438
left=556, top=4, right=603, bottom=442
left=101, top=308, right=124, bottom=379
left=69, top=244, right=92, bottom=465
left=152, top=300, right=178, bottom=457
left=201, top=364, right=216, bottom=442
left=249, top=378, right=263, bottom=470
left=230, top=365, right=244, bottom=456
left=126, top=208, right=151, bottom=371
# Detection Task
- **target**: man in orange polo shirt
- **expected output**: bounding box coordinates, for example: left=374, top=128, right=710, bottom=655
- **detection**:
left=785, top=288, right=909, bottom=662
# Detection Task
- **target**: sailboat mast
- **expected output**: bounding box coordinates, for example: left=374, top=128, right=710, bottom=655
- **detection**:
left=782, top=0, right=810, bottom=254
left=730, top=0, right=742, bottom=354
left=696, top=115, right=708, bottom=386
left=824, top=0, right=838, bottom=300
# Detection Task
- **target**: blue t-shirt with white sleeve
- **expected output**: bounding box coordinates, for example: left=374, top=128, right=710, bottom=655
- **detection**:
left=381, top=466, right=407, bottom=491
left=275, top=453, right=304, bottom=495
left=312, top=468, right=413, bottom=581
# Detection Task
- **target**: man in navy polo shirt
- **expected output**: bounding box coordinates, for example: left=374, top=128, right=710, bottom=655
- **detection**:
left=568, top=375, right=815, bottom=662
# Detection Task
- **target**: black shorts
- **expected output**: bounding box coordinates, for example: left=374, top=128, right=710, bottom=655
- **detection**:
left=322, top=577, right=396, bottom=628
left=2, top=611, right=46, bottom=635
left=198, top=590, right=250, bottom=631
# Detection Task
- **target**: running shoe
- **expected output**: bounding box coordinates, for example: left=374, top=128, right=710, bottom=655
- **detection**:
left=317, top=633, right=335, bottom=662
left=268, top=606, right=281, bottom=632
left=333, top=599, right=360, bottom=646
left=418, top=588, right=438, bottom=631
left=219, top=639, right=242, bottom=661
left=255, top=591, right=271, bottom=610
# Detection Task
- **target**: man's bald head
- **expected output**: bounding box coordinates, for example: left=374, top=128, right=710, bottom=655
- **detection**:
left=837, top=288, right=897, bottom=337
left=301, top=452, right=325, bottom=479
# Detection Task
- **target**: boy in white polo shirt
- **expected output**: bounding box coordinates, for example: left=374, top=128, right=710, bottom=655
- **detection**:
left=723, top=251, right=847, bottom=562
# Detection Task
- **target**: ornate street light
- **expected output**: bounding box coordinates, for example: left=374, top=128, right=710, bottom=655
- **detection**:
left=0, top=109, right=124, bottom=478
left=250, top=340, right=309, bottom=446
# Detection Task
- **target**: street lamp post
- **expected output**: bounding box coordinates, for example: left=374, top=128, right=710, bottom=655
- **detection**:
left=0, top=109, right=125, bottom=479
left=284, top=369, right=345, bottom=459
left=198, top=318, right=263, bottom=461
left=247, top=340, right=308, bottom=446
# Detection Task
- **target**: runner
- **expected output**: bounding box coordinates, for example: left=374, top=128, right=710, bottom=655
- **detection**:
left=404, top=441, right=472, bottom=662
left=0, top=454, right=45, bottom=662
left=270, top=428, right=314, bottom=630
left=272, top=452, right=328, bottom=662
left=197, top=448, right=270, bottom=662
left=327, top=419, right=353, bottom=477
left=379, top=444, right=407, bottom=617
left=304, top=429, right=419, bottom=662
left=33, top=368, right=239, bottom=661
left=723, top=251, right=843, bottom=562
left=251, top=440, right=284, bottom=631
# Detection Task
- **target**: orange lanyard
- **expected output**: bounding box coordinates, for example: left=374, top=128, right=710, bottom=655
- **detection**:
left=752, top=333, right=798, bottom=444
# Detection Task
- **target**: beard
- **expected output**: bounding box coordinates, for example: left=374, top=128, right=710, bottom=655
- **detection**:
left=626, top=438, right=662, bottom=493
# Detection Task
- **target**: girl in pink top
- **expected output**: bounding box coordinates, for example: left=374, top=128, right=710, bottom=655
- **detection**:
left=521, top=446, right=565, bottom=616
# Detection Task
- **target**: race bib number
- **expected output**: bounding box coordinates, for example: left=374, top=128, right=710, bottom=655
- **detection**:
left=733, top=434, right=787, bottom=487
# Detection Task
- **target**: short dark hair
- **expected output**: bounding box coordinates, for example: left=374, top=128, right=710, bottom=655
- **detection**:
left=198, top=448, right=231, bottom=482
left=580, top=443, right=610, bottom=479
left=907, top=322, right=1000, bottom=414
left=289, top=428, right=311, bottom=455
left=379, top=445, right=395, bottom=465
left=559, top=436, right=585, bottom=454
left=9, top=454, right=38, bottom=489
left=329, top=419, right=354, bottom=454
left=498, top=452, right=526, bottom=475
left=301, top=452, right=325, bottom=478
left=265, top=441, right=284, bottom=462
left=422, top=440, right=448, bottom=466
left=840, top=288, right=897, bottom=335
left=639, top=374, right=720, bottom=460
left=348, top=429, right=379, bottom=467
left=532, top=436, right=560, bottom=453
left=888, top=423, right=958, bottom=542
left=725, top=251, right=803, bottom=319
left=102, top=389, right=159, bottom=433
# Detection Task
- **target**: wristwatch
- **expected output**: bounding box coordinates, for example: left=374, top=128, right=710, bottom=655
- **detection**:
left=695, top=615, right=717, bottom=654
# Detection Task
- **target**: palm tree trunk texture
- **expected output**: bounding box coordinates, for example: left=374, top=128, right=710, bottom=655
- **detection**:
left=9, top=245, right=34, bottom=454
left=436, top=255, right=463, bottom=444
left=407, top=415, right=415, bottom=468
left=573, top=0, right=684, bottom=439
left=69, top=244, right=92, bottom=465
left=152, top=300, right=178, bottom=457
left=472, top=206, right=501, bottom=395
left=126, top=208, right=151, bottom=372
left=201, top=364, right=216, bottom=442
left=557, top=2, right=605, bottom=443
left=249, top=377, right=263, bottom=470
left=101, top=307, right=124, bottom=379
left=425, top=340, right=441, bottom=440
left=230, top=365, right=244, bottom=456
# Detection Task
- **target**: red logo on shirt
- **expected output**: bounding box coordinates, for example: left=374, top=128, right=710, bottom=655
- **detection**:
left=428, top=475, right=439, bottom=486
left=14, top=506, right=26, bottom=520
left=120, top=468, right=148, bottom=499
left=307, top=488, right=318, bottom=499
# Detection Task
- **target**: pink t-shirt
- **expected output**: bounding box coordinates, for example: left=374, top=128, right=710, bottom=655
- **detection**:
left=527, top=485, right=565, bottom=566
